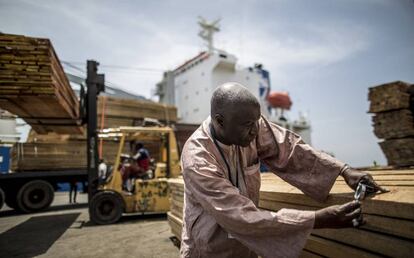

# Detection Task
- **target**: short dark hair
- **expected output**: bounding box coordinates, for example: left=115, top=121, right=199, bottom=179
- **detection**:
left=136, top=142, right=144, bottom=150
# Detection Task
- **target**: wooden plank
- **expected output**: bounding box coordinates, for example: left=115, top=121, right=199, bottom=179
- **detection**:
left=313, top=228, right=413, bottom=258
left=305, top=235, right=381, bottom=258
left=299, top=250, right=325, bottom=258
left=260, top=173, right=414, bottom=220
left=259, top=200, right=414, bottom=240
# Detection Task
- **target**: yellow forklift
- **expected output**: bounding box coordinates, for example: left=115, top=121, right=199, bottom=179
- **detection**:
left=89, top=126, right=181, bottom=224
left=79, top=61, right=182, bottom=224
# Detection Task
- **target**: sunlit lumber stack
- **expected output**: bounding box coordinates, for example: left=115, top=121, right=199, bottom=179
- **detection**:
left=167, top=170, right=414, bottom=257
left=368, top=81, right=414, bottom=166
left=260, top=171, right=414, bottom=258
left=97, top=96, right=177, bottom=128
left=0, top=33, right=81, bottom=134
left=22, top=96, right=178, bottom=137
left=14, top=95, right=177, bottom=171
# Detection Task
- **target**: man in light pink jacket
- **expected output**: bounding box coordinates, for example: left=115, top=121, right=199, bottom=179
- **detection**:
left=180, top=82, right=386, bottom=258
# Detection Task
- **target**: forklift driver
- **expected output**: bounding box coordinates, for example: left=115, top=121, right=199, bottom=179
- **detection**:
left=132, top=142, right=151, bottom=173
left=120, top=143, right=151, bottom=191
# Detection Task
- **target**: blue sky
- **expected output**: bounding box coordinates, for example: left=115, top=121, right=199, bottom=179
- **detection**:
left=1, top=0, right=413, bottom=166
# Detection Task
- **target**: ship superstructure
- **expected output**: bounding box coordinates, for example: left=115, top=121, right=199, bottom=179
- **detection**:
left=156, top=18, right=311, bottom=143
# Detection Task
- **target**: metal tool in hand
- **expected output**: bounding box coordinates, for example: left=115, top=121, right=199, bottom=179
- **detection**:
left=352, top=182, right=375, bottom=227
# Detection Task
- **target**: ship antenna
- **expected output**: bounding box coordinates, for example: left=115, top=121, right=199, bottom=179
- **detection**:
left=198, top=16, right=221, bottom=53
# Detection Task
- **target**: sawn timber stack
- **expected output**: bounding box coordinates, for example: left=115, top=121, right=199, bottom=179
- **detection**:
left=0, top=33, right=81, bottom=134
left=97, top=96, right=177, bottom=127
left=167, top=169, right=414, bottom=258
left=368, top=81, right=414, bottom=166
left=10, top=95, right=177, bottom=171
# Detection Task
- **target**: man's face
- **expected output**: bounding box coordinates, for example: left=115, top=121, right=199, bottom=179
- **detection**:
left=221, top=103, right=260, bottom=147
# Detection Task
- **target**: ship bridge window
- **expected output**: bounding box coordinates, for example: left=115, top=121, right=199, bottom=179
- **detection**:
left=219, top=54, right=227, bottom=59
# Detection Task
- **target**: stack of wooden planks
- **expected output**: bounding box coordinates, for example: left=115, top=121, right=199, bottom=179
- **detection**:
left=167, top=178, right=185, bottom=241
left=9, top=96, right=177, bottom=171
left=368, top=81, right=414, bottom=166
left=97, top=96, right=177, bottom=128
left=167, top=169, right=414, bottom=257
left=11, top=137, right=162, bottom=171
left=0, top=33, right=82, bottom=134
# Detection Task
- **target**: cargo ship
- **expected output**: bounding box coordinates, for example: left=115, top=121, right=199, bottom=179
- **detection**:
left=155, top=18, right=311, bottom=149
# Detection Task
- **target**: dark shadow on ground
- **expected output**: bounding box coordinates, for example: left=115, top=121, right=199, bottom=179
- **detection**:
left=0, top=203, right=87, bottom=218
left=83, top=213, right=167, bottom=227
left=0, top=213, right=80, bottom=258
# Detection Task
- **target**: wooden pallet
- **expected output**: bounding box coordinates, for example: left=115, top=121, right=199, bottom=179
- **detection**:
left=167, top=170, right=414, bottom=257
left=0, top=33, right=81, bottom=134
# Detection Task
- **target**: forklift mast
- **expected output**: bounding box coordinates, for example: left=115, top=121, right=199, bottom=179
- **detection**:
left=83, top=60, right=105, bottom=202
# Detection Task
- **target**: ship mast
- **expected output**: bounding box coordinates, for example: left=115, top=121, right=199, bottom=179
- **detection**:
left=198, top=16, right=221, bottom=53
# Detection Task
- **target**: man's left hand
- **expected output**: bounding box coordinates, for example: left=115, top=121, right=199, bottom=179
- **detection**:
left=342, top=168, right=389, bottom=193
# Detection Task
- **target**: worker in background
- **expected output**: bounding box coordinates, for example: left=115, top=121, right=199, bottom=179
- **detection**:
left=121, top=143, right=152, bottom=191
left=69, top=179, right=77, bottom=204
left=98, top=159, right=107, bottom=183
left=180, top=82, right=387, bottom=258
left=132, top=142, right=150, bottom=174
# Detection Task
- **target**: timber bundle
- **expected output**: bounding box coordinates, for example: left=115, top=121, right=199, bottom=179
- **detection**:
left=11, top=135, right=162, bottom=171
left=97, top=96, right=177, bottom=127
left=368, top=81, right=414, bottom=166
left=0, top=33, right=81, bottom=134
left=10, top=95, right=177, bottom=171
left=168, top=170, right=414, bottom=258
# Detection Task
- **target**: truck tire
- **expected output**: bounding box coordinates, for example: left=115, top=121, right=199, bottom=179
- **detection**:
left=90, top=191, right=124, bottom=225
left=0, top=188, right=4, bottom=210
left=16, top=180, right=54, bottom=213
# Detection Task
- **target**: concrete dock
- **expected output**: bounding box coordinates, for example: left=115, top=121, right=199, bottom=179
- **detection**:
left=0, top=193, right=180, bottom=258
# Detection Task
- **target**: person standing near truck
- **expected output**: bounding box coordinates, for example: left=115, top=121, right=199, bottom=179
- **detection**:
left=69, top=179, right=77, bottom=204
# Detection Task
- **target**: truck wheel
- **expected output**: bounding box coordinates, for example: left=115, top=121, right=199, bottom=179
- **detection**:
left=90, top=191, right=123, bottom=225
left=0, top=188, right=4, bottom=210
left=16, top=180, right=54, bottom=213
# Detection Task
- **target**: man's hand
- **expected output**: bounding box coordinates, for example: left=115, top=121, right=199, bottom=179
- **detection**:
left=314, top=201, right=362, bottom=229
left=342, top=168, right=388, bottom=193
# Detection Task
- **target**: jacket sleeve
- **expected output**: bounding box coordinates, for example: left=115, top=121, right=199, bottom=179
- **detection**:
left=182, top=145, right=315, bottom=257
left=256, top=117, right=346, bottom=202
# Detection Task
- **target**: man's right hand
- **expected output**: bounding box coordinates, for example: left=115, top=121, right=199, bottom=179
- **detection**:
left=314, top=201, right=362, bottom=229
